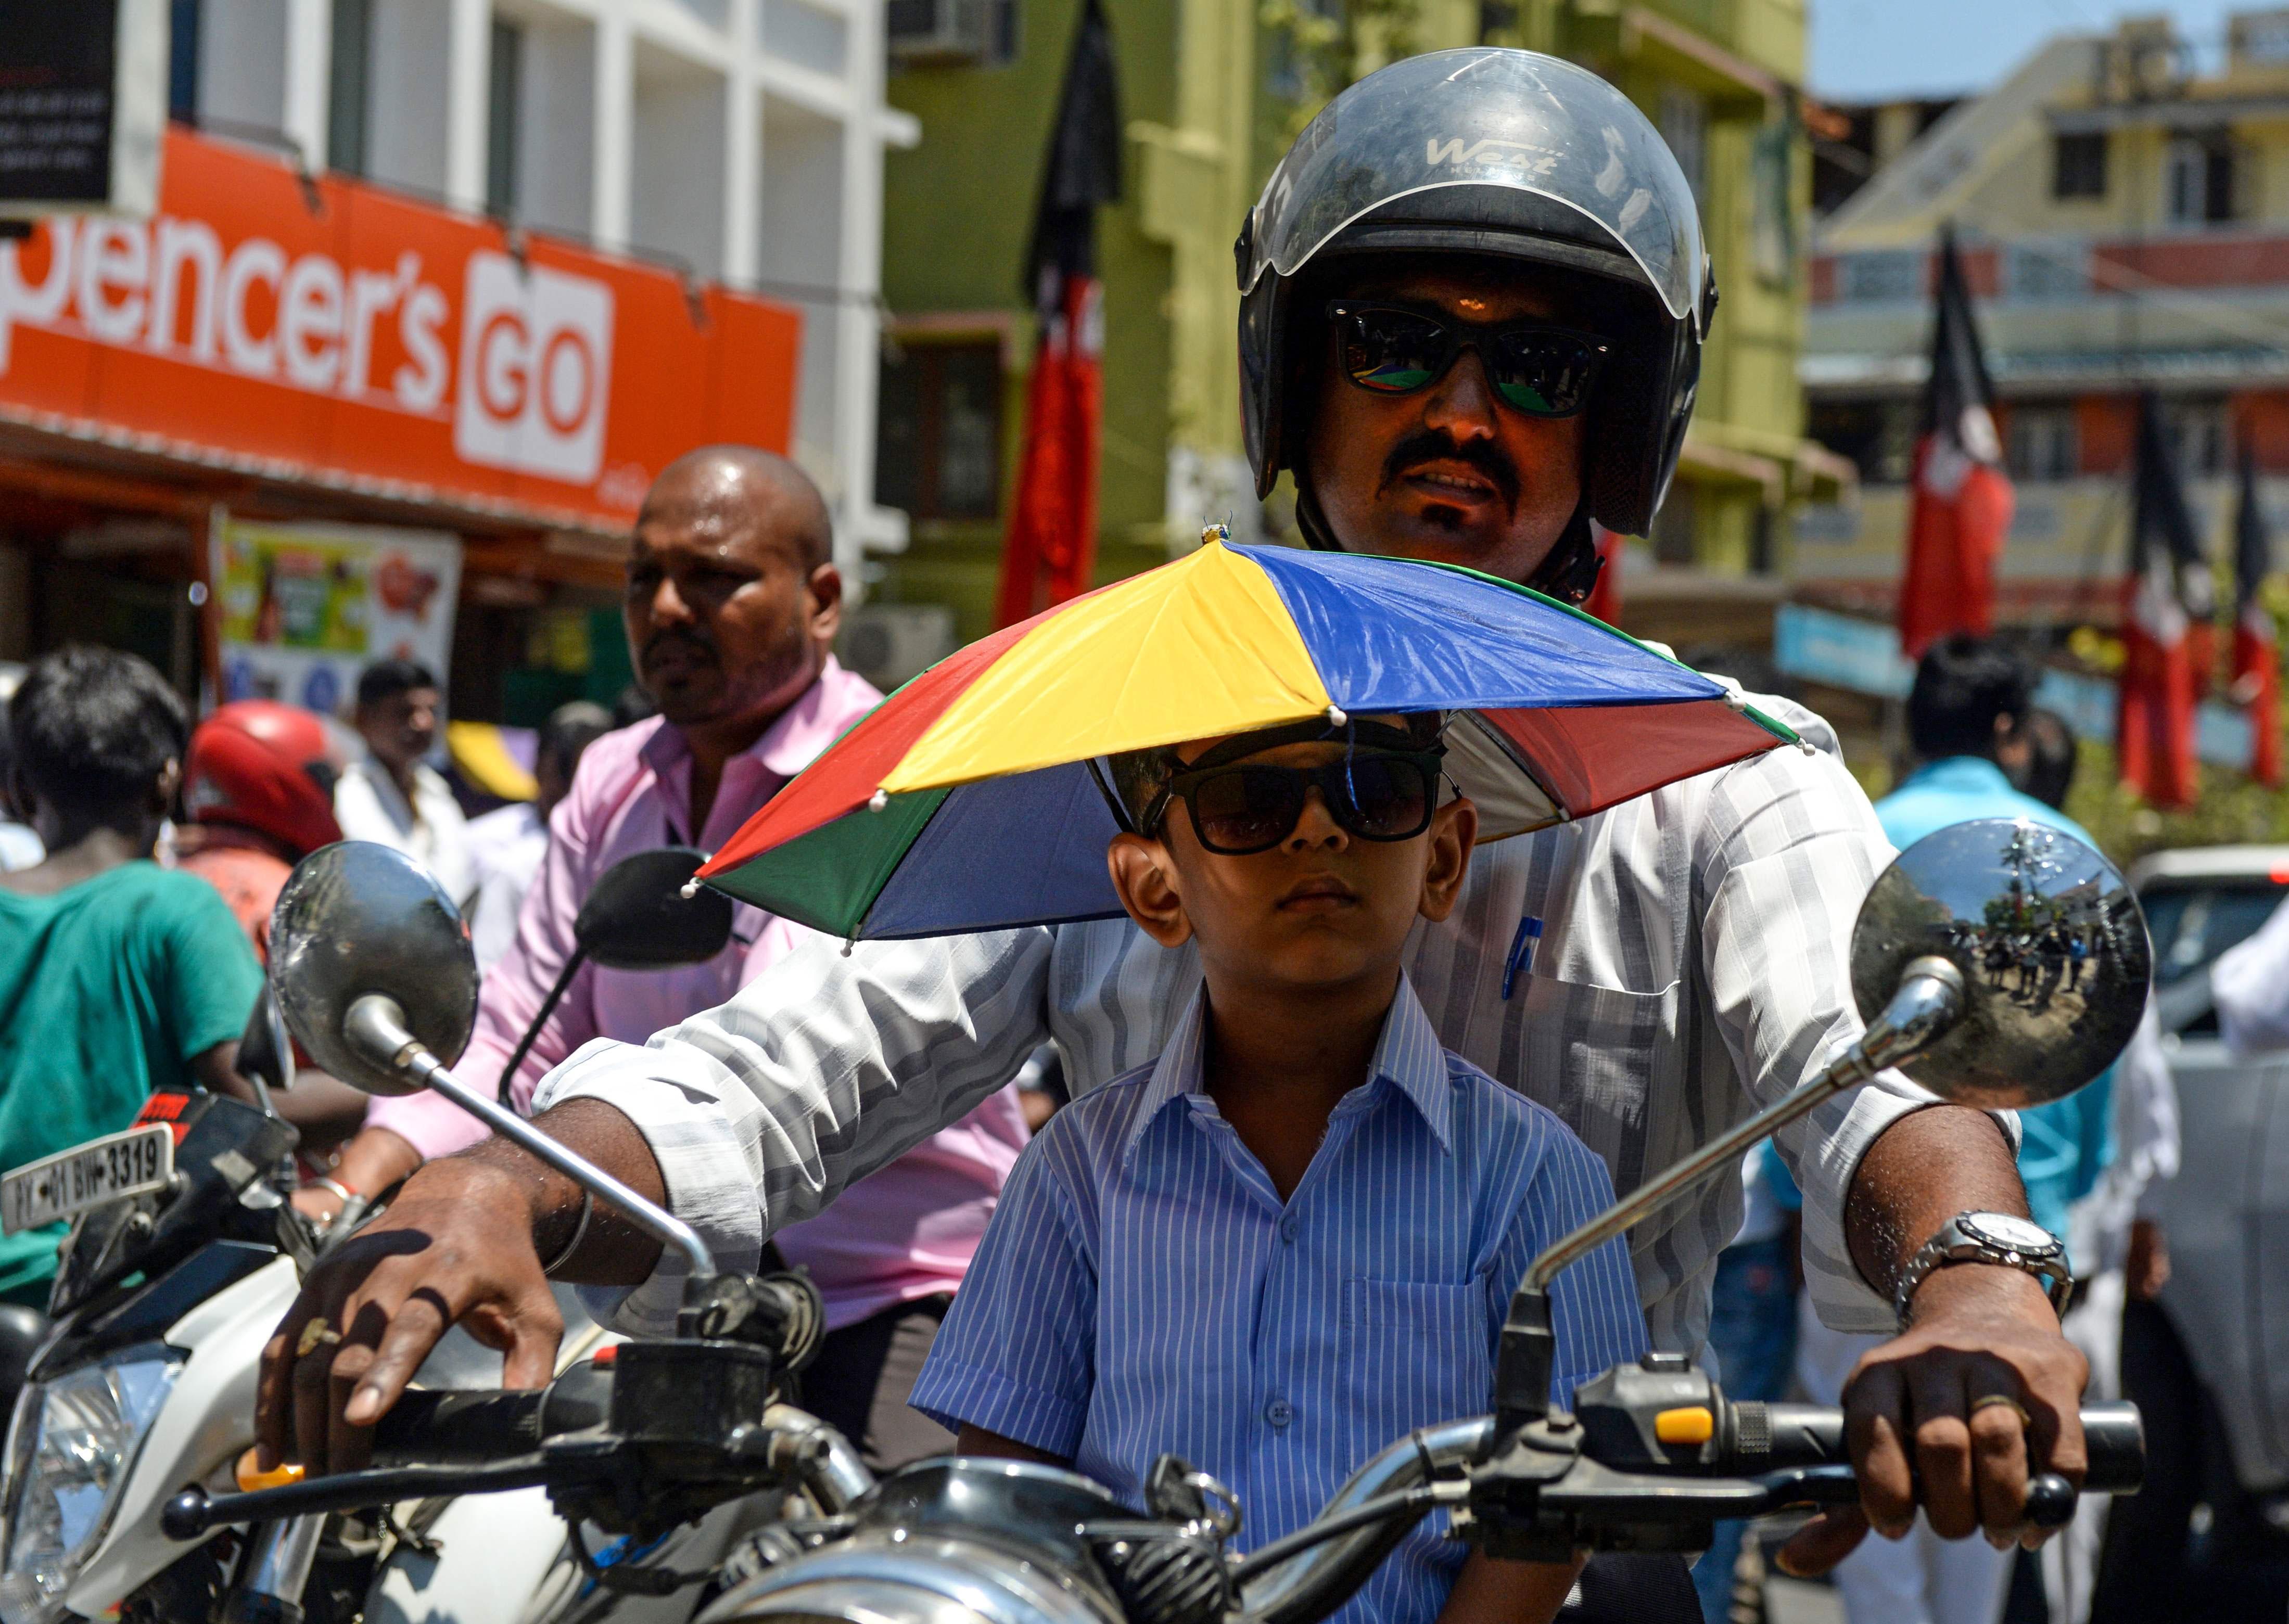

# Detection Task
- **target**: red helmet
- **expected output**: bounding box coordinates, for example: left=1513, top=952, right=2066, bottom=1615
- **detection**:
left=184, top=701, right=345, bottom=859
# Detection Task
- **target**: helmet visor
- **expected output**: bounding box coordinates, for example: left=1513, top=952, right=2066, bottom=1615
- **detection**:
left=1242, top=49, right=1706, bottom=328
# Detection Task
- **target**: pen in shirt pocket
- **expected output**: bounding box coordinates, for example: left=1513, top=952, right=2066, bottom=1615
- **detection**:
left=1501, top=914, right=1543, bottom=1001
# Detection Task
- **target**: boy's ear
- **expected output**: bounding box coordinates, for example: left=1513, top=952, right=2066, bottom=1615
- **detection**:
left=1107, top=833, right=1193, bottom=950
left=1416, top=794, right=1478, bottom=925
left=151, top=757, right=183, bottom=817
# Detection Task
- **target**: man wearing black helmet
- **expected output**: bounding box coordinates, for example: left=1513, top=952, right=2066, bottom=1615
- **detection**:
left=262, top=49, right=2087, bottom=1601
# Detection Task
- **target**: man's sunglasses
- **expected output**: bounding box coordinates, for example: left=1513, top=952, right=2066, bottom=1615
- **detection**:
left=1327, top=302, right=1608, bottom=418
left=1141, top=751, right=1445, bottom=856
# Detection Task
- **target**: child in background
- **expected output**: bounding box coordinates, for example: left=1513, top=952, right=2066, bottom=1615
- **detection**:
left=910, top=713, right=1647, bottom=1624
left=0, top=647, right=265, bottom=1305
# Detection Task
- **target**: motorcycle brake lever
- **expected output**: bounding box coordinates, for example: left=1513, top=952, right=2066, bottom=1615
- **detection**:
left=161, top=1454, right=560, bottom=1540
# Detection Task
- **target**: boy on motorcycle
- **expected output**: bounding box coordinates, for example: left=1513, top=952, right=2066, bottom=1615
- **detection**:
left=267, top=53, right=2093, bottom=1595
left=909, top=714, right=1643, bottom=1624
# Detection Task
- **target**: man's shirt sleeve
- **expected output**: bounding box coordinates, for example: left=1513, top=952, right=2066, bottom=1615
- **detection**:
left=2215, top=892, right=2289, bottom=1057
left=533, top=925, right=1059, bottom=1336
left=1694, top=734, right=2019, bottom=1334
left=161, top=878, right=265, bottom=1063
left=1486, top=1115, right=1647, bottom=1399
left=906, top=1125, right=1097, bottom=1457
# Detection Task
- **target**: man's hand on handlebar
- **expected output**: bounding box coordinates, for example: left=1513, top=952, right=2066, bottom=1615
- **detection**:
left=256, top=1098, right=667, bottom=1476
left=1780, top=1265, right=2087, bottom=1575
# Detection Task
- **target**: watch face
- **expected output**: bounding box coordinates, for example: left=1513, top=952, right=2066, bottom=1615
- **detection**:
left=1964, top=1213, right=2056, bottom=1255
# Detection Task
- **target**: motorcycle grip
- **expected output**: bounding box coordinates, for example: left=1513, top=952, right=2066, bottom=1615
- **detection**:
left=1728, top=1400, right=2143, bottom=1495
left=369, top=1354, right=616, bottom=1466
left=370, top=1388, right=548, bottom=1465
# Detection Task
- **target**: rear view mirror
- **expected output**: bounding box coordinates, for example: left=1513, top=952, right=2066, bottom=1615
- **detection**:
left=575, top=848, right=735, bottom=971
left=270, top=841, right=478, bottom=1098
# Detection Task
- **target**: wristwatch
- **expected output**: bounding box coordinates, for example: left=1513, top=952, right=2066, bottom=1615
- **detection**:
left=1893, top=1211, right=2073, bottom=1326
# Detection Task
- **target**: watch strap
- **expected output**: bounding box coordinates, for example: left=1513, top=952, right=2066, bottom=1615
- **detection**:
left=1893, top=1212, right=2073, bottom=1327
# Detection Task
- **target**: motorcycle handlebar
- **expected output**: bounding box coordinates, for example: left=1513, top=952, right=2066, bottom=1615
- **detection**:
left=1720, top=1400, right=2144, bottom=1495
left=370, top=1357, right=612, bottom=1467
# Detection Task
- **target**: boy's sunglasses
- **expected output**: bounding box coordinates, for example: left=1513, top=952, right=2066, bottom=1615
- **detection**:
left=1142, top=751, right=1445, bottom=856
left=1327, top=302, right=1608, bottom=418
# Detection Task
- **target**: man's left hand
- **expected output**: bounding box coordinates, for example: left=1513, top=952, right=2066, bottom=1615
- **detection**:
left=1778, top=1263, right=2086, bottom=1574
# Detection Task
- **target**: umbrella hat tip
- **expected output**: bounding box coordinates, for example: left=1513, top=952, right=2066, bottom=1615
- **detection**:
left=680, top=878, right=703, bottom=900
left=869, top=789, right=889, bottom=812
left=1326, top=705, right=1347, bottom=726
left=1201, top=521, right=1230, bottom=549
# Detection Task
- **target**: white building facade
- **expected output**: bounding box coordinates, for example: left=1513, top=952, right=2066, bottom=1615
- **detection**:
left=176, top=0, right=917, bottom=569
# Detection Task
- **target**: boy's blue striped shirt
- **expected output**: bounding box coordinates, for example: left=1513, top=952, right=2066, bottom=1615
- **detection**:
left=910, top=976, right=1647, bottom=1624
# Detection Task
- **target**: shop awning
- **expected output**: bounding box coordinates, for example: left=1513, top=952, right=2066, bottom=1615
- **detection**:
left=0, top=127, right=803, bottom=538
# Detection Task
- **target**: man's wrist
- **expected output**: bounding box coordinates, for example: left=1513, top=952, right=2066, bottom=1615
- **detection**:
left=446, top=1098, right=667, bottom=1285
left=1900, top=1258, right=2057, bottom=1327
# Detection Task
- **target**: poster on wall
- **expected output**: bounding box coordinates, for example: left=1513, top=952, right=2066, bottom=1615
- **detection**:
left=211, top=517, right=462, bottom=717
left=0, top=0, right=165, bottom=219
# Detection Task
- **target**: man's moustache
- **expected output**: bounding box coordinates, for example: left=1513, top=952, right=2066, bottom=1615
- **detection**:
left=1378, top=433, right=1521, bottom=507
left=641, top=630, right=719, bottom=670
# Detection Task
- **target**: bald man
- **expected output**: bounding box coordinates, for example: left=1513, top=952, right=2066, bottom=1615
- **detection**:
left=300, top=448, right=1028, bottom=1466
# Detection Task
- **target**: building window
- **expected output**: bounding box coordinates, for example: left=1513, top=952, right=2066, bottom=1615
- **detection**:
left=169, top=0, right=200, bottom=119
left=2052, top=132, right=2107, bottom=199
left=1658, top=86, right=1707, bottom=204
left=487, top=19, right=523, bottom=216
left=2007, top=405, right=2078, bottom=481
left=2165, top=399, right=2229, bottom=477
left=886, top=0, right=1020, bottom=70
left=1751, top=117, right=1795, bottom=287
left=765, top=0, right=849, bottom=75
left=328, top=0, right=372, bottom=176
left=1809, top=398, right=1917, bottom=485
left=1837, top=250, right=1921, bottom=303
left=2003, top=241, right=2086, bottom=301
left=2237, top=13, right=2289, bottom=65
left=1651, top=484, right=1697, bottom=565
left=2166, top=133, right=2239, bottom=226
left=876, top=339, right=1004, bottom=521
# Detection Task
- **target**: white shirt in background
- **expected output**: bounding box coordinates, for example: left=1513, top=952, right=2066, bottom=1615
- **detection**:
left=2215, top=892, right=2289, bottom=1057
left=462, top=801, right=550, bottom=970
left=0, top=821, right=40, bottom=871
left=335, top=755, right=474, bottom=906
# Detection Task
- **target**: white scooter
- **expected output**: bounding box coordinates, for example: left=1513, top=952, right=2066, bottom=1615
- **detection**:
left=0, top=845, right=755, bottom=1624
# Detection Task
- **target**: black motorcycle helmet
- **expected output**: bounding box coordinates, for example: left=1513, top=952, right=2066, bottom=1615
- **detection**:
left=1236, top=49, right=1717, bottom=603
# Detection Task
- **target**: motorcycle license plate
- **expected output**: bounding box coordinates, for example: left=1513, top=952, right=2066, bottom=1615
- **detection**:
left=1, top=1125, right=174, bottom=1234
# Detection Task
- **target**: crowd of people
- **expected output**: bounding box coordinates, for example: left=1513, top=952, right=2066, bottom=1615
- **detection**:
left=1699, top=634, right=2183, bottom=1624
left=0, top=446, right=1033, bottom=1473
left=0, top=45, right=2257, bottom=1624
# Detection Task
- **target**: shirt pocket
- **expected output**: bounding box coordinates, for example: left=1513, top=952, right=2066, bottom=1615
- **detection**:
left=1515, top=974, right=1683, bottom=1190
left=1339, top=1278, right=1492, bottom=1448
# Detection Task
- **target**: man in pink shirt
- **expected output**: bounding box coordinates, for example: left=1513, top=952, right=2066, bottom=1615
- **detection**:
left=301, top=445, right=1027, bottom=1466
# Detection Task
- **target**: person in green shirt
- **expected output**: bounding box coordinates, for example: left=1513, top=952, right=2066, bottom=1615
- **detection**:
left=0, top=646, right=265, bottom=1306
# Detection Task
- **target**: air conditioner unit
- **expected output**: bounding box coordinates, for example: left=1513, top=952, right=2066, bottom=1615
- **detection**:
left=838, top=604, right=957, bottom=693
left=887, top=0, right=1015, bottom=68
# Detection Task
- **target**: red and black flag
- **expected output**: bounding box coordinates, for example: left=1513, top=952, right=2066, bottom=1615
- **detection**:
left=2118, top=392, right=2203, bottom=808
left=2233, top=436, right=2280, bottom=786
left=993, top=0, right=1121, bottom=629
left=1898, top=225, right=2014, bottom=658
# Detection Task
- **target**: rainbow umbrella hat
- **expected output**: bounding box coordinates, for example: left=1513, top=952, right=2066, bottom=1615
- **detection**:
left=697, top=538, right=1801, bottom=942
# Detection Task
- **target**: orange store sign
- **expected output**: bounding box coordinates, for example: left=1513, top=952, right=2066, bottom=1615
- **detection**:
left=0, top=127, right=802, bottom=528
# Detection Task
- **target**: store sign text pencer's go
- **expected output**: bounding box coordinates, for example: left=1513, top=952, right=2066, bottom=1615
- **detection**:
left=0, top=126, right=802, bottom=530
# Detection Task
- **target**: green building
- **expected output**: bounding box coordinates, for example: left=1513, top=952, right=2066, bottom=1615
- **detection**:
left=866, top=0, right=1842, bottom=654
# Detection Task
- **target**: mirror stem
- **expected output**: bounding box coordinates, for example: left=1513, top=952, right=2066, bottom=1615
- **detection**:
left=1485, top=957, right=1965, bottom=1453
left=497, top=948, right=590, bottom=1106
left=342, top=994, right=717, bottom=1281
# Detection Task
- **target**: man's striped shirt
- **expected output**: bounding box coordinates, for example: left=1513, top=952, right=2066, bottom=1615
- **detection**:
left=539, top=690, right=1981, bottom=1346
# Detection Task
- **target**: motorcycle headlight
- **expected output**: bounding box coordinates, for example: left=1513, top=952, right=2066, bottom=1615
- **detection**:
left=0, top=1344, right=182, bottom=1623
